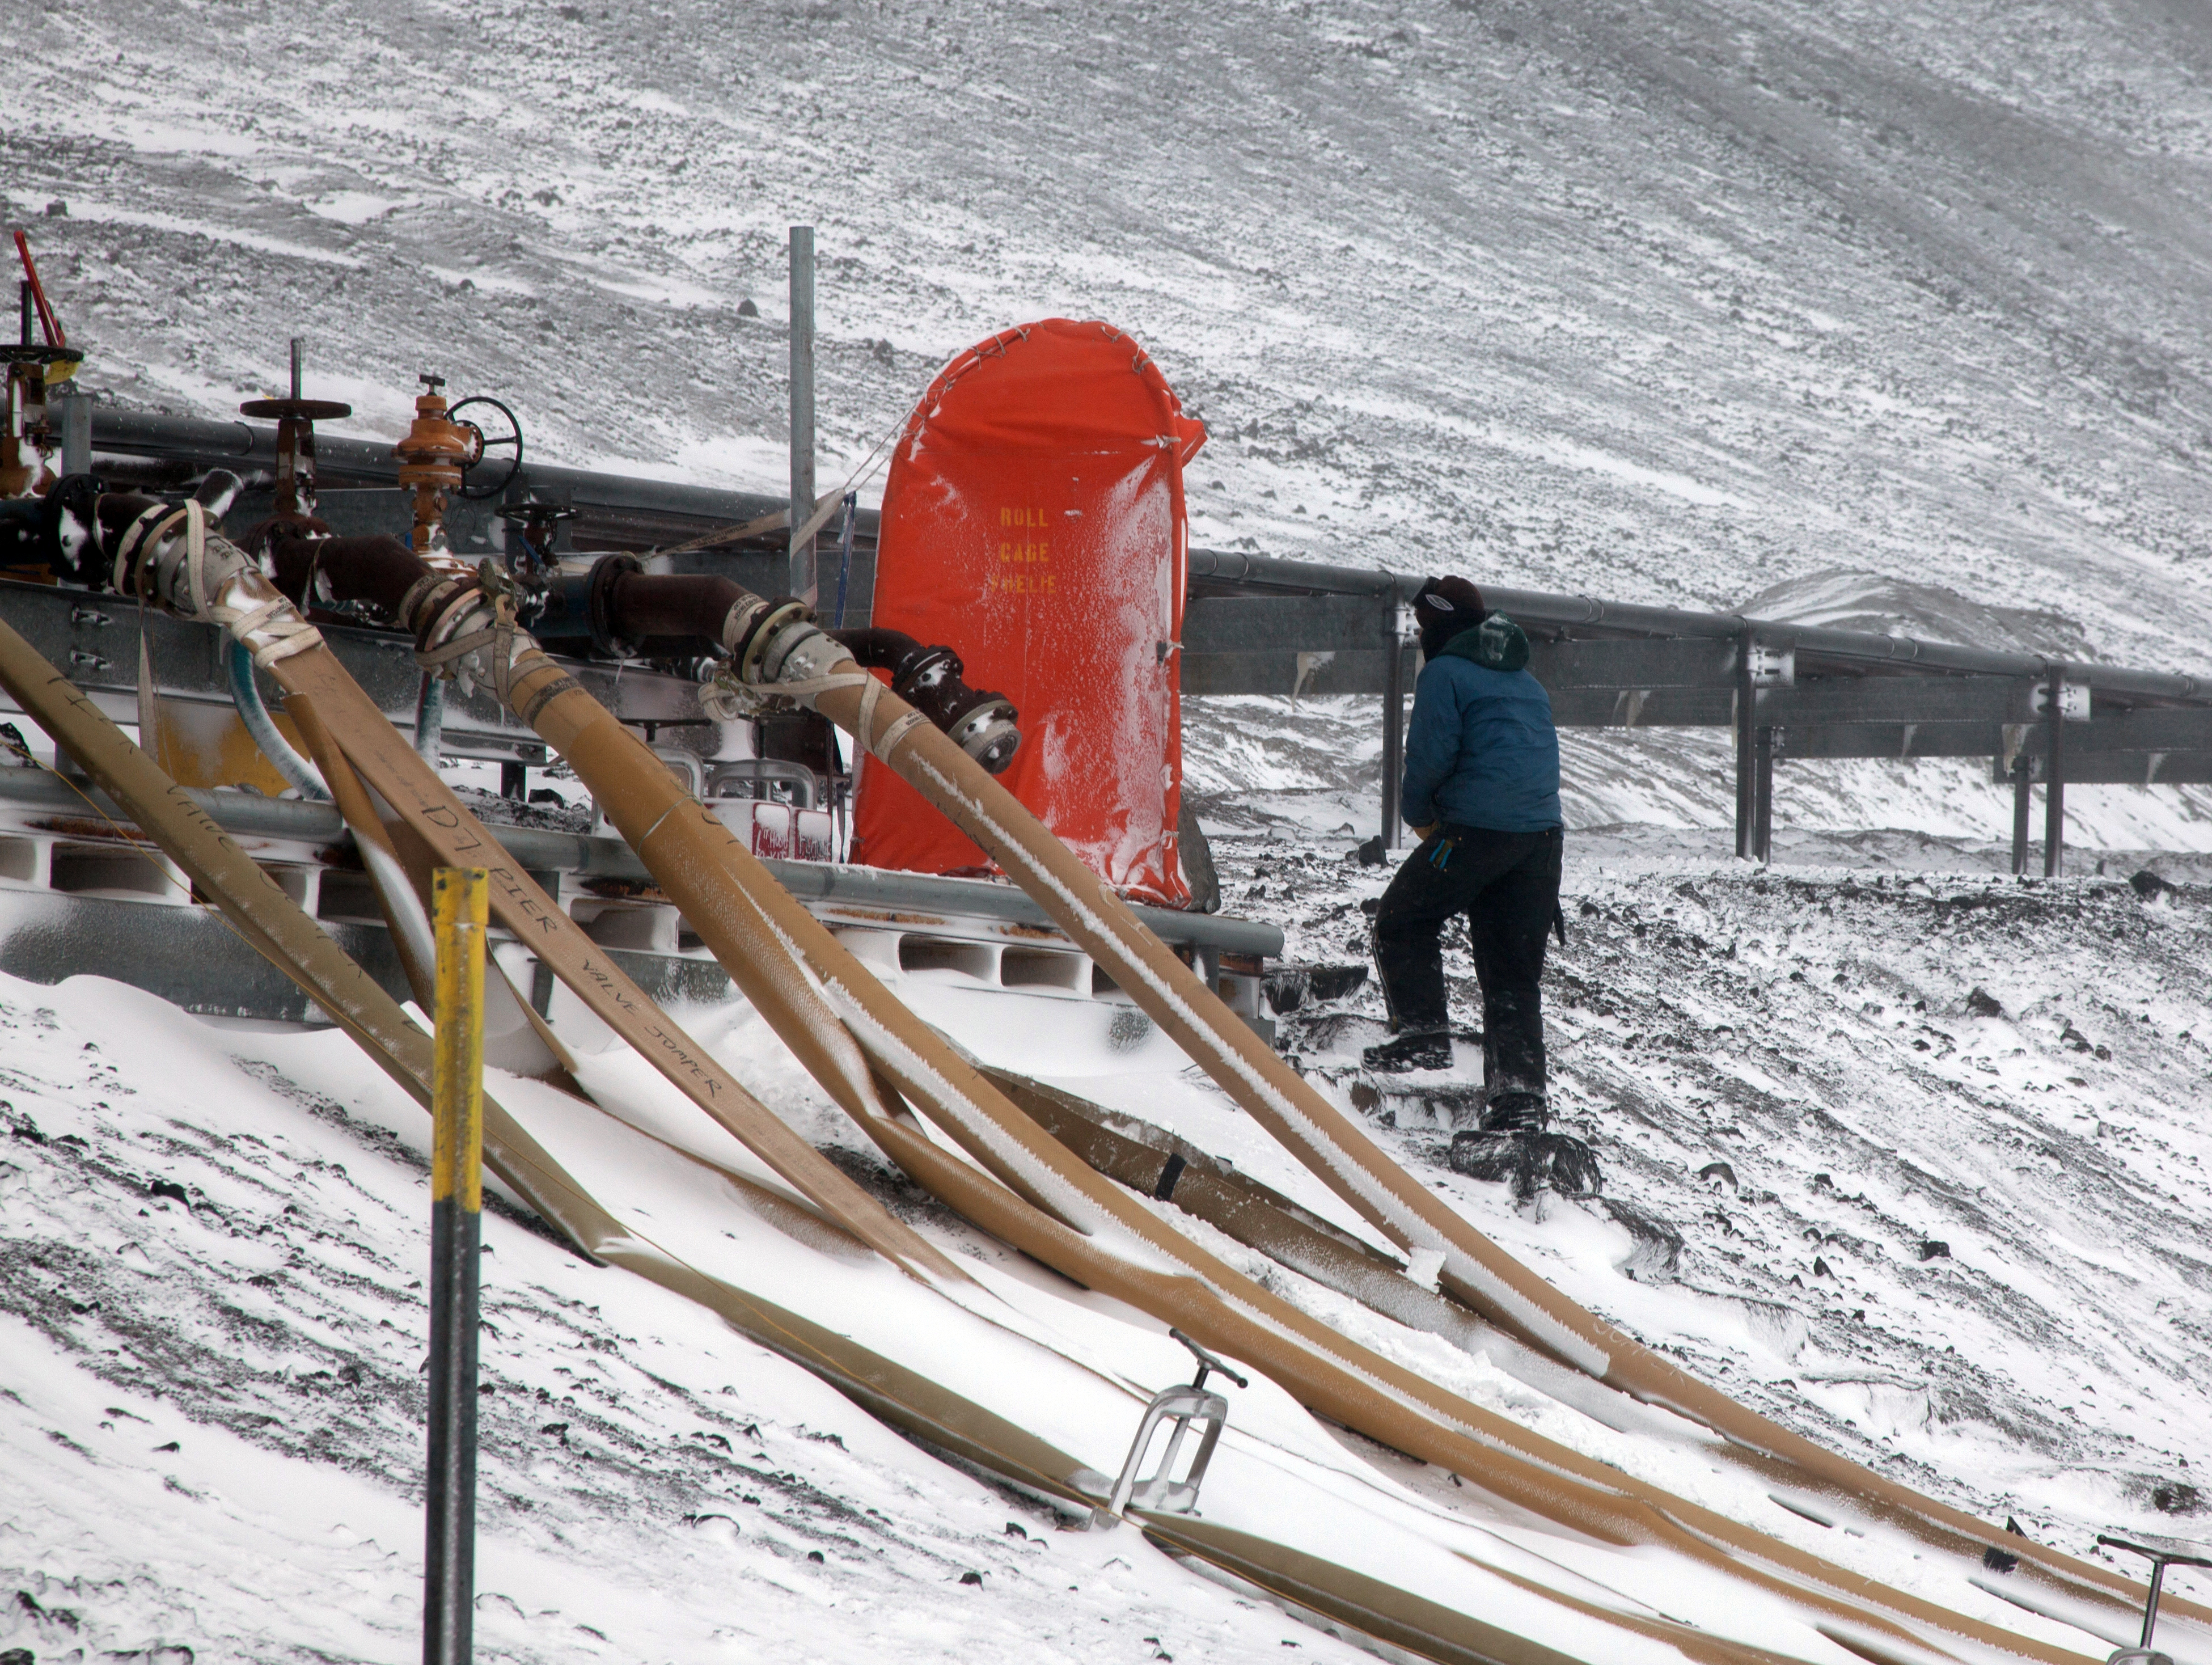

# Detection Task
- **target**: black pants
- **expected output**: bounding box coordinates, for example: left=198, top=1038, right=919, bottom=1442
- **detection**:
left=1373, top=826, right=1562, bottom=1103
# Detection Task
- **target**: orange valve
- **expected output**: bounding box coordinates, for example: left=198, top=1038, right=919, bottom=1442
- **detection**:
left=394, top=373, right=477, bottom=554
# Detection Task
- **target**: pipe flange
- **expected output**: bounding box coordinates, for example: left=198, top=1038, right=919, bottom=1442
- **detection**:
left=585, top=552, right=644, bottom=660
left=946, top=693, right=1021, bottom=774
left=770, top=623, right=852, bottom=687
left=735, top=596, right=814, bottom=685
left=891, top=644, right=962, bottom=700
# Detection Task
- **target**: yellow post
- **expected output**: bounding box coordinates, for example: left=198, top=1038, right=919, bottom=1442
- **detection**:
left=431, top=867, right=487, bottom=1214
left=425, top=866, right=487, bottom=1665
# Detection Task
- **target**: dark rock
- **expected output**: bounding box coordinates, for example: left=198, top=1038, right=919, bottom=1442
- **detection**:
left=1355, top=834, right=1386, bottom=867
left=1982, top=1544, right=2019, bottom=1573
left=1917, top=1240, right=1951, bottom=1262
left=0, top=1646, right=31, bottom=1665
left=2152, top=1482, right=2201, bottom=1515
left=149, top=1179, right=189, bottom=1204
left=1697, top=1160, right=1738, bottom=1191
left=958, top=1570, right=983, bottom=1586
left=1004, top=1521, right=1027, bottom=1537
left=737, top=298, right=759, bottom=318
left=807, top=1550, right=826, bottom=1564
left=2130, top=868, right=2177, bottom=899
left=1966, top=987, right=2004, bottom=1019
left=1309, top=965, right=1368, bottom=1003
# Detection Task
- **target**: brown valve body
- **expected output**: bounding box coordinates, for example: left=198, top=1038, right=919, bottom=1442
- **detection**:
left=392, top=375, right=477, bottom=554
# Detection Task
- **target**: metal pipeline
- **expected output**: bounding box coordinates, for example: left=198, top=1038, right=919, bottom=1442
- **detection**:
left=30, top=508, right=1866, bottom=1665
left=257, top=532, right=1022, bottom=771
left=73, top=500, right=2175, bottom=1658
left=1187, top=547, right=2211, bottom=704
left=710, top=582, right=2197, bottom=1643
left=79, top=497, right=965, bottom=1286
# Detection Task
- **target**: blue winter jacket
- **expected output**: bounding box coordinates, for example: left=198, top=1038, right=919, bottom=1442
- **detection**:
left=1400, top=625, right=1562, bottom=833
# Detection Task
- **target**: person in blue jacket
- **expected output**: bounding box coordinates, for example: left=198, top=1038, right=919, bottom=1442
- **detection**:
left=1364, top=576, right=1563, bottom=1136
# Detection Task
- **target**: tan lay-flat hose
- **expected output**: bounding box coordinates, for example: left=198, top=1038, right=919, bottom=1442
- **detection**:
left=52, top=505, right=2114, bottom=1660
left=1, top=609, right=1788, bottom=1665
left=487, top=650, right=2112, bottom=1665
left=797, top=651, right=2202, bottom=1640
left=260, top=647, right=969, bottom=1286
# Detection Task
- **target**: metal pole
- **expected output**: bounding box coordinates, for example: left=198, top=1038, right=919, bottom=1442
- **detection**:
left=2009, top=754, right=2031, bottom=876
left=1733, top=630, right=1756, bottom=860
left=1753, top=726, right=1774, bottom=864
left=424, top=867, right=487, bottom=1665
left=788, top=226, right=817, bottom=606
left=2142, top=1558, right=2168, bottom=1649
left=60, top=386, right=90, bottom=477
left=2042, top=671, right=2065, bottom=878
left=1381, top=602, right=1405, bottom=848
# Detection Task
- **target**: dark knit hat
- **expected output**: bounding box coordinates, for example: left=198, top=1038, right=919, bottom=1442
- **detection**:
left=1412, top=575, right=1486, bottom=658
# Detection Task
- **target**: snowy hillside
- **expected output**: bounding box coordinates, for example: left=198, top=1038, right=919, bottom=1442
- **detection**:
left=7, top=0, right=2212, bottom=669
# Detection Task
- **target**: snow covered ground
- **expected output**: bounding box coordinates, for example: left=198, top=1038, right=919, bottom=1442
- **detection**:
left=0, top=975, right=1380, bottom=1665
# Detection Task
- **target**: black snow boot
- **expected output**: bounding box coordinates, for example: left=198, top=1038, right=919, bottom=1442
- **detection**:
left=1361, top=1029, right=1453, bottom=1074
left=1449, top=1098, right=1602, bottom=1201
left=1476, top=1091, right=1547, bottom=1134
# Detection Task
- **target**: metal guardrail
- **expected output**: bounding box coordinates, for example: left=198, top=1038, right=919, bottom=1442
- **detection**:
left=1183, top=548, right=2212, bottom=873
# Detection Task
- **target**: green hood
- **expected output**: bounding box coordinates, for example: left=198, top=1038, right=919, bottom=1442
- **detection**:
left=1437, top=614, right=1530, bottom=674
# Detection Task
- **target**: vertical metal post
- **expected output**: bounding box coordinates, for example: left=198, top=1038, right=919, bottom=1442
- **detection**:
left=2142, top=1558, right=2168, bottom=1649
left=1380, top=599, right=1406, bottom=848
left=1753, top=726, right=1774, bottom=864
left=2010, top=754, right=2032, bottom=876
left=1733, top=629, right=1756, bottom=859
left=60, top=385, right=90, bottom=477
left=424, top=867, right=487, bottom=1665
left=788, top=226, right=817, bottom=606
left=2042, top=671, right=2065, bottom=878
left=290, top=336, right=303, bottom=401
left=414, top=675, right=446, bottom=765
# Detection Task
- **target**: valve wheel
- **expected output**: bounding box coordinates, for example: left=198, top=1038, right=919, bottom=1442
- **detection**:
left=449, top=395, right=524, bottom=499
